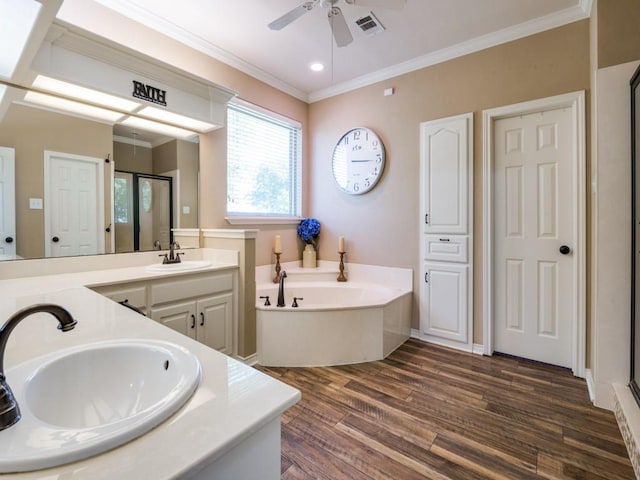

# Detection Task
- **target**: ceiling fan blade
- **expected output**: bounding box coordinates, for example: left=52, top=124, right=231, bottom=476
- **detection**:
left=268, top=2, right=315, bottom=31
left=347, top=0, right=406, bottom=10
left=328, top=7, right=353, bottom=48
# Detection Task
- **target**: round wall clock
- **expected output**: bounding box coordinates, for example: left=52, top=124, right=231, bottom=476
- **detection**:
left=331, top=127, right=386, bottom=195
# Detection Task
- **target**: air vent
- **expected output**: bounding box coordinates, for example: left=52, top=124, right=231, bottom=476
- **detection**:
left=354, top=11, right=385, bottom=36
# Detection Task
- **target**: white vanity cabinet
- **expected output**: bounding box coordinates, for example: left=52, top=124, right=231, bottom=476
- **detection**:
left=419, top=112, right=473, bottom=351
left=91, top=269, right=236, bottom=356
left=92, top=282, right=148, bottom=315
left=150, top=273, right=234, bottom=355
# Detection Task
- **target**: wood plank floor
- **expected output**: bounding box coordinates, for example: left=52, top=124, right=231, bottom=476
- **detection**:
left=258, top=339, right=635, bottom=480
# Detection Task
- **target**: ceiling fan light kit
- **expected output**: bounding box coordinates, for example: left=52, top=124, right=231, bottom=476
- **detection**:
left=268, top=0, right=405, bottom=48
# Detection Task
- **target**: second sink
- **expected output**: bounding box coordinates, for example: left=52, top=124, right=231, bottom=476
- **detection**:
left=146, top=260, right=212, bottom=272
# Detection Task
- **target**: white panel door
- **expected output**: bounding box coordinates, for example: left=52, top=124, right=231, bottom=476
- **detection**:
left=45, top=151, right=104, bottom=257
left=493, top=107, right=574, bottom=368
left=0, top=147, right=16, bottom=259
left=421, top=262, right=468, bottom=343
left=420, top=115, right=470, bottom=234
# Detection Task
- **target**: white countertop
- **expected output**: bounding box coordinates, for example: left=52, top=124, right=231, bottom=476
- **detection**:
left=0, top=261, right=301, bottom=478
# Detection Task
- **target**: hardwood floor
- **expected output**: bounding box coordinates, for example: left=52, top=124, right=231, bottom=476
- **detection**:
left=258, top=339, right=635, bottom=480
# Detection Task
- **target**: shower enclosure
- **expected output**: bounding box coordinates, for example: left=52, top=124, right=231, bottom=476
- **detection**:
left=114, top=171, right=173, bottom=253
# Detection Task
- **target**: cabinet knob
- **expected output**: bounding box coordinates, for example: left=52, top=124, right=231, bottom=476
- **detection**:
left=52, top=236, right=59, bottom=243
left=559, top=245, right=571, bottom=255
left=4, top=236, right=13, bottom=244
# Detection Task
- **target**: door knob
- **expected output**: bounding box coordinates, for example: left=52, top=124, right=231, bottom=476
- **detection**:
left=4, top=237, right=13, bottom=243
left=559, top=245, right=571, bottom=255
left=52, top=236, right=59, bottom=243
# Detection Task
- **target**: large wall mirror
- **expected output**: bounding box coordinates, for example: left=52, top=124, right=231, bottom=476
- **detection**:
left=630, top=64, right=640, bottom=404
left=0, top=82, right=200, bottom=261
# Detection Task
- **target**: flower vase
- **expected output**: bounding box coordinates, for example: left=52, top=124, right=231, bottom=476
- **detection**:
left=302, top=244, right=317, bottom=268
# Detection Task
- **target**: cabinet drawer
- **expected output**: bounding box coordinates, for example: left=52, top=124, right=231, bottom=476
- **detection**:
left=93, top=285, right=147, bottom=309
left=424, top=235, right=468, bottom=263
left=151, top=272, right=234, bottom=306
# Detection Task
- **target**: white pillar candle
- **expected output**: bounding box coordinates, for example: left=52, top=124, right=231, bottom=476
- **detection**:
left=274, top=235, right=282, bottom=254
left=338, top=236, right=345, bottom=252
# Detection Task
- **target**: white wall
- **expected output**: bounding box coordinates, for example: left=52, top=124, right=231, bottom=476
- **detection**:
left=592, top=60, right=640, bottom=409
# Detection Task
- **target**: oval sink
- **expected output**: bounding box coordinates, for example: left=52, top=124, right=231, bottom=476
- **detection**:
left=0, top=339, right=201, bottom=473
left=146, top=260, right=212, bottom=272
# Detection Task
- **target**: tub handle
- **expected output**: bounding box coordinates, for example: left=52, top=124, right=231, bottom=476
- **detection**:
left=259, top=295, right=271, bottom=306
left=292, top=297, right=303, bottom=308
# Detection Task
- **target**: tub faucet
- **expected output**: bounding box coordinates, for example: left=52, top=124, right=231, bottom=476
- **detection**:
left=0, top=304, right=78, bottom=431
left=277, top=271, right=287, bottom=307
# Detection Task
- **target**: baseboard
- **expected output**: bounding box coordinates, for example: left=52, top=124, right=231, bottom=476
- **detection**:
left=237, top=352, right=258, bottom=366
left=585, top=368, right=596, bottom=403
left=472, top=344, right=484, bottom=356
left=410, top=329, right=476, bottom=354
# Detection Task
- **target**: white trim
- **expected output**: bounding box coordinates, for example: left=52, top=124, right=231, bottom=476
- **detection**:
left=238, top=353, right=258, bottom=366
left=225, top=216, right=302, bottom=226
left=79, top=1, right=308, bottom=102
left=201, top=228, right=259, bottom=240
left=472, top=344, right=484, bottom=356
left=87, top=1, right=588, bottom=104
left=172, top=228, right=200, bottom=237
left=585, top=368, right=595, bottom=403
left=44, top=150, right=105, bottom=257
left=411, top=329, right=476, bottom=354
left=109, top=157, right=115, bottom=254
left=482, top=91, right=586, bottom=378
left=308, top=5, right=590, bottom=102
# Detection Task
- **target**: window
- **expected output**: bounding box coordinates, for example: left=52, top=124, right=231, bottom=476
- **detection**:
left=226, top=101, right=301, bottom=219
left=113, top=176, right=130, bottom=223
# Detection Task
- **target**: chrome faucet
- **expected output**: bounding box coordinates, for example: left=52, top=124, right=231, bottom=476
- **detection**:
left=160, top=242, right=182, bottom=264
left=277, top=270, right=287, bottom=307
left=0, top=304, right=78, bottom=431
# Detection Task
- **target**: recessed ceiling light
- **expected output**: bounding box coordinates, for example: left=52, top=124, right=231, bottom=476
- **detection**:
left=309, top=63, right=325, bottom=72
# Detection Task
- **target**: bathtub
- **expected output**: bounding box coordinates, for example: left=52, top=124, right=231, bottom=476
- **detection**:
left=256, top=276, right=412, bottom=367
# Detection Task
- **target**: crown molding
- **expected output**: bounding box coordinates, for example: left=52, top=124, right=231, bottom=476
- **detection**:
left=91, top=1, right=590, bottom=104
left=308, top=3, right=590, bottom=102
left=92, top=0, right=309, bottom=102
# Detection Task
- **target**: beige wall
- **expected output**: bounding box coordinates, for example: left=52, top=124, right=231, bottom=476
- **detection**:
left=597, top=0, right=640, bottom=69
left=113, top=141, right=152, bottom=173
left=176, top=140, right=199, bottom=229
left=308, top=20, right=591, bottom=338
left=0, top=104, right=113, bottom=259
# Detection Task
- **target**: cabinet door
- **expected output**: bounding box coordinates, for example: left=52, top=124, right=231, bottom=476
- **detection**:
left=151, top=300, right=197, bottom=339
left=421, top=262, right=468, bottom=343
left=197, top=293, right=233, bottom=355
left=420, top=114, right=471, bottom=234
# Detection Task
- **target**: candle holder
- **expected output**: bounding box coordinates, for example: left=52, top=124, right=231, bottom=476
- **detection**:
left=337, top=251, right=347, bottom=282
left=273, top=252, right=282, bottom=283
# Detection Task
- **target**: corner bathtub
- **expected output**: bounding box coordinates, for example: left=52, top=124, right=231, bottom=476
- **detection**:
left=256, top=281, right=412, bottom=367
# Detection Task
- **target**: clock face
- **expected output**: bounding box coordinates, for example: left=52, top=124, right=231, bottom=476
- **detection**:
left=331, top=127, right=385, bottom=195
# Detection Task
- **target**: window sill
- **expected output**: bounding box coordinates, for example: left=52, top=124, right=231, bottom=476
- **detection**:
left=225, top=216, right=302, bottom=226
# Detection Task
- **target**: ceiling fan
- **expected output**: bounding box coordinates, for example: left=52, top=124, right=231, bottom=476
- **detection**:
left=268, top=0, right=406, bottom=48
